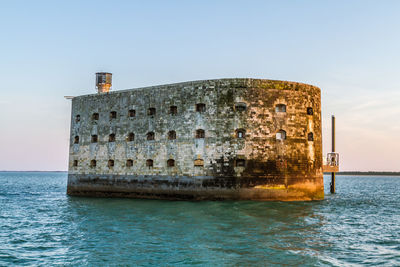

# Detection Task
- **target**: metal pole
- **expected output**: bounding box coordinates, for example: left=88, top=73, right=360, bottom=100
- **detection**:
left=330, top=115, right=336, bottom=193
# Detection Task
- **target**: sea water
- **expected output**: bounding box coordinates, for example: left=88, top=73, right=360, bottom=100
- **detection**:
left=0, top=172, right=399, bottom=266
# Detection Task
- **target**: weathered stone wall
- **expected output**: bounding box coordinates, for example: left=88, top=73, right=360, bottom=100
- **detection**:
left=67, top=78, right=323, bottom=200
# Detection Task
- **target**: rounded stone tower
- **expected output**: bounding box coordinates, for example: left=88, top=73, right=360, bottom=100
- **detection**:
left=67, top=78, right=324, bottom=201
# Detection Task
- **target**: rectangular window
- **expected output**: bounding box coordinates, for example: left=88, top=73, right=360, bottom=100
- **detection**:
left=148, top=108, right=156, bottom=116
left=235, top=103, right=247, bottom=112
left=147, top=132, right=155, bottom=140
left=146, top=159, right=153, bottom=167
left=236, top=159, right=246, bottom=167
left=91, top=135, right=98, bottom=143
left=196, top=129, right=205, bottom=138
left=275, top=104, right=286, bottom=113
left=196, top=103, right=206, bottom=112
left=170, top=106, right=177, bottom=115
left=126, top=159, right=133, bottom=167
left=109, top=134, right=116, bottom=142
left=90, top=160, right=96, bottom=167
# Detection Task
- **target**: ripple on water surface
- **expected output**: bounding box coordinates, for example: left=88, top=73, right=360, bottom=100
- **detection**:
left=0, top=172, right=399, bottom=266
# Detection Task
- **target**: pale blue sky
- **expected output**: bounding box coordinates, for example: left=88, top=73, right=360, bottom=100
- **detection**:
left=1, top=0, right=399, bottom=171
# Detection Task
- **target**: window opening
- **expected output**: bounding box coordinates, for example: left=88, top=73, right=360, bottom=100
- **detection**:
left=110, top=111, right=117, bottom=119
left=126, top=159, right=133, bottom=167
left=73, top=160, right=78, bottom=167
left=127, top=132, right=135, bottom=141
left=168, top=130, right=176, bottom=140
left=196, top=103, right=206, bottom=112
left=236, top=159, right=246, bottom=167
left=146, top=159, right=153, bottom=167
left=129, top=109, right=136, bottom=117
left=275, top=104, right=286, bottom=113
left=90, top=160, right=97, bottom=167
left=196, top=129, right=205, bottom=138
left=92, top=113, right=99, bottom=120
left=91, top=135, right=98, bottom=143
left=236, top=129, right=246, bottom=139
left=148, top=108, right=156, bottom=116
left=235, top=103, right=247, bottom=112
left=147, top=132, right=155, bottom=140
left=307, top=107, right=314, bottom=115
left=170, top=106, right=177, bottom=115
left=276, top=130, right=287, bottom=140
left=74, top=136, right=79, bottom=144
left=308, top=132, right=314, bottom=141
left=109, top=133, right=116, bottom=142
left=75, top=115, right=80, bottom=122
left=108, top=159, right=114, bottom=168
left=167, top=159, right=175, bottom=167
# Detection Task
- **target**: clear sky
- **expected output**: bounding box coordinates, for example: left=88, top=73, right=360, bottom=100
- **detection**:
left=0, top=0, right=399, bottom=171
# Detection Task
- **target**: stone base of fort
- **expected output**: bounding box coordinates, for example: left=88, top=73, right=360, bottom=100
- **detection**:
left=67, top=174, right=324, bottom=201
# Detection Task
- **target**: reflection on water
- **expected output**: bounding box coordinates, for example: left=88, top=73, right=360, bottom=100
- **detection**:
left=0, top=172, right=399, bottom=266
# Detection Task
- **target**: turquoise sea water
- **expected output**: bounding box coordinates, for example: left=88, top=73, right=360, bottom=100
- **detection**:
left=0, top=172, right=399, bottom=266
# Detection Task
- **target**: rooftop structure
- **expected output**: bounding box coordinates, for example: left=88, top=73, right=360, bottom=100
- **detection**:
left=95, top=72, right=112, bottom=93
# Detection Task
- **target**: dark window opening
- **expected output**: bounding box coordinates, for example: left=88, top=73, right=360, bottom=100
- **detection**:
left=148, top=108, right=156, bottom=116
left=75, top=115, right=80, bottom=122
left=127, top=132, right=135, bottom=141
left=91, top=135, right=98, bottom=143
left=110, top=111, right=117, bottom=119
left=170, top=106, right=177, bottom=115
left=308, top=132, right=314, bottom=141
left=276, top=130, right=286, bottom=140
left=196, top=103, right=206, bottom=112
left=275, top=104, right=286, bottom=113
left=307, top=107, right=314, bottom=115
left=168, top=130, right=176, bottom=140
left=109, top=133, right=116, bottom=142
left=147, top=132, right=155, bottom=140
left=236, top=159, right=246, bottom=167
left=167, top=159, right=175, bottom=167
left=74, top=136, right=79, bottom=144
left=196, top=129, right=205, bottom=139
left=126, top=159, right=133, bottom=167
left=129, top=109, right=136, bottom=117
left=146, top=159, right=153, bottom=167
left=236, top=129, right=246, bottom=139
left=235, top=103, right=247, bottom=112
left=73, top=160, right=78, bottom=167
left=92, top=113, right=99, bottom=120
left=90, top=160, right=96, bottom=168
left=108, top=159, right=114, bottom=168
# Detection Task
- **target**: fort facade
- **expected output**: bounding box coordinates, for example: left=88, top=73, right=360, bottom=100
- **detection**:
left=67, top=77, right=324, bottom=201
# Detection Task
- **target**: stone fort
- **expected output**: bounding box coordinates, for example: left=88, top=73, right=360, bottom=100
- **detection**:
left=67, top=73, right=324, bottom=201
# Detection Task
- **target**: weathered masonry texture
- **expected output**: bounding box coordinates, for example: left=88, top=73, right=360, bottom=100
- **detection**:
left=67, top=78, right=324, bottom=201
